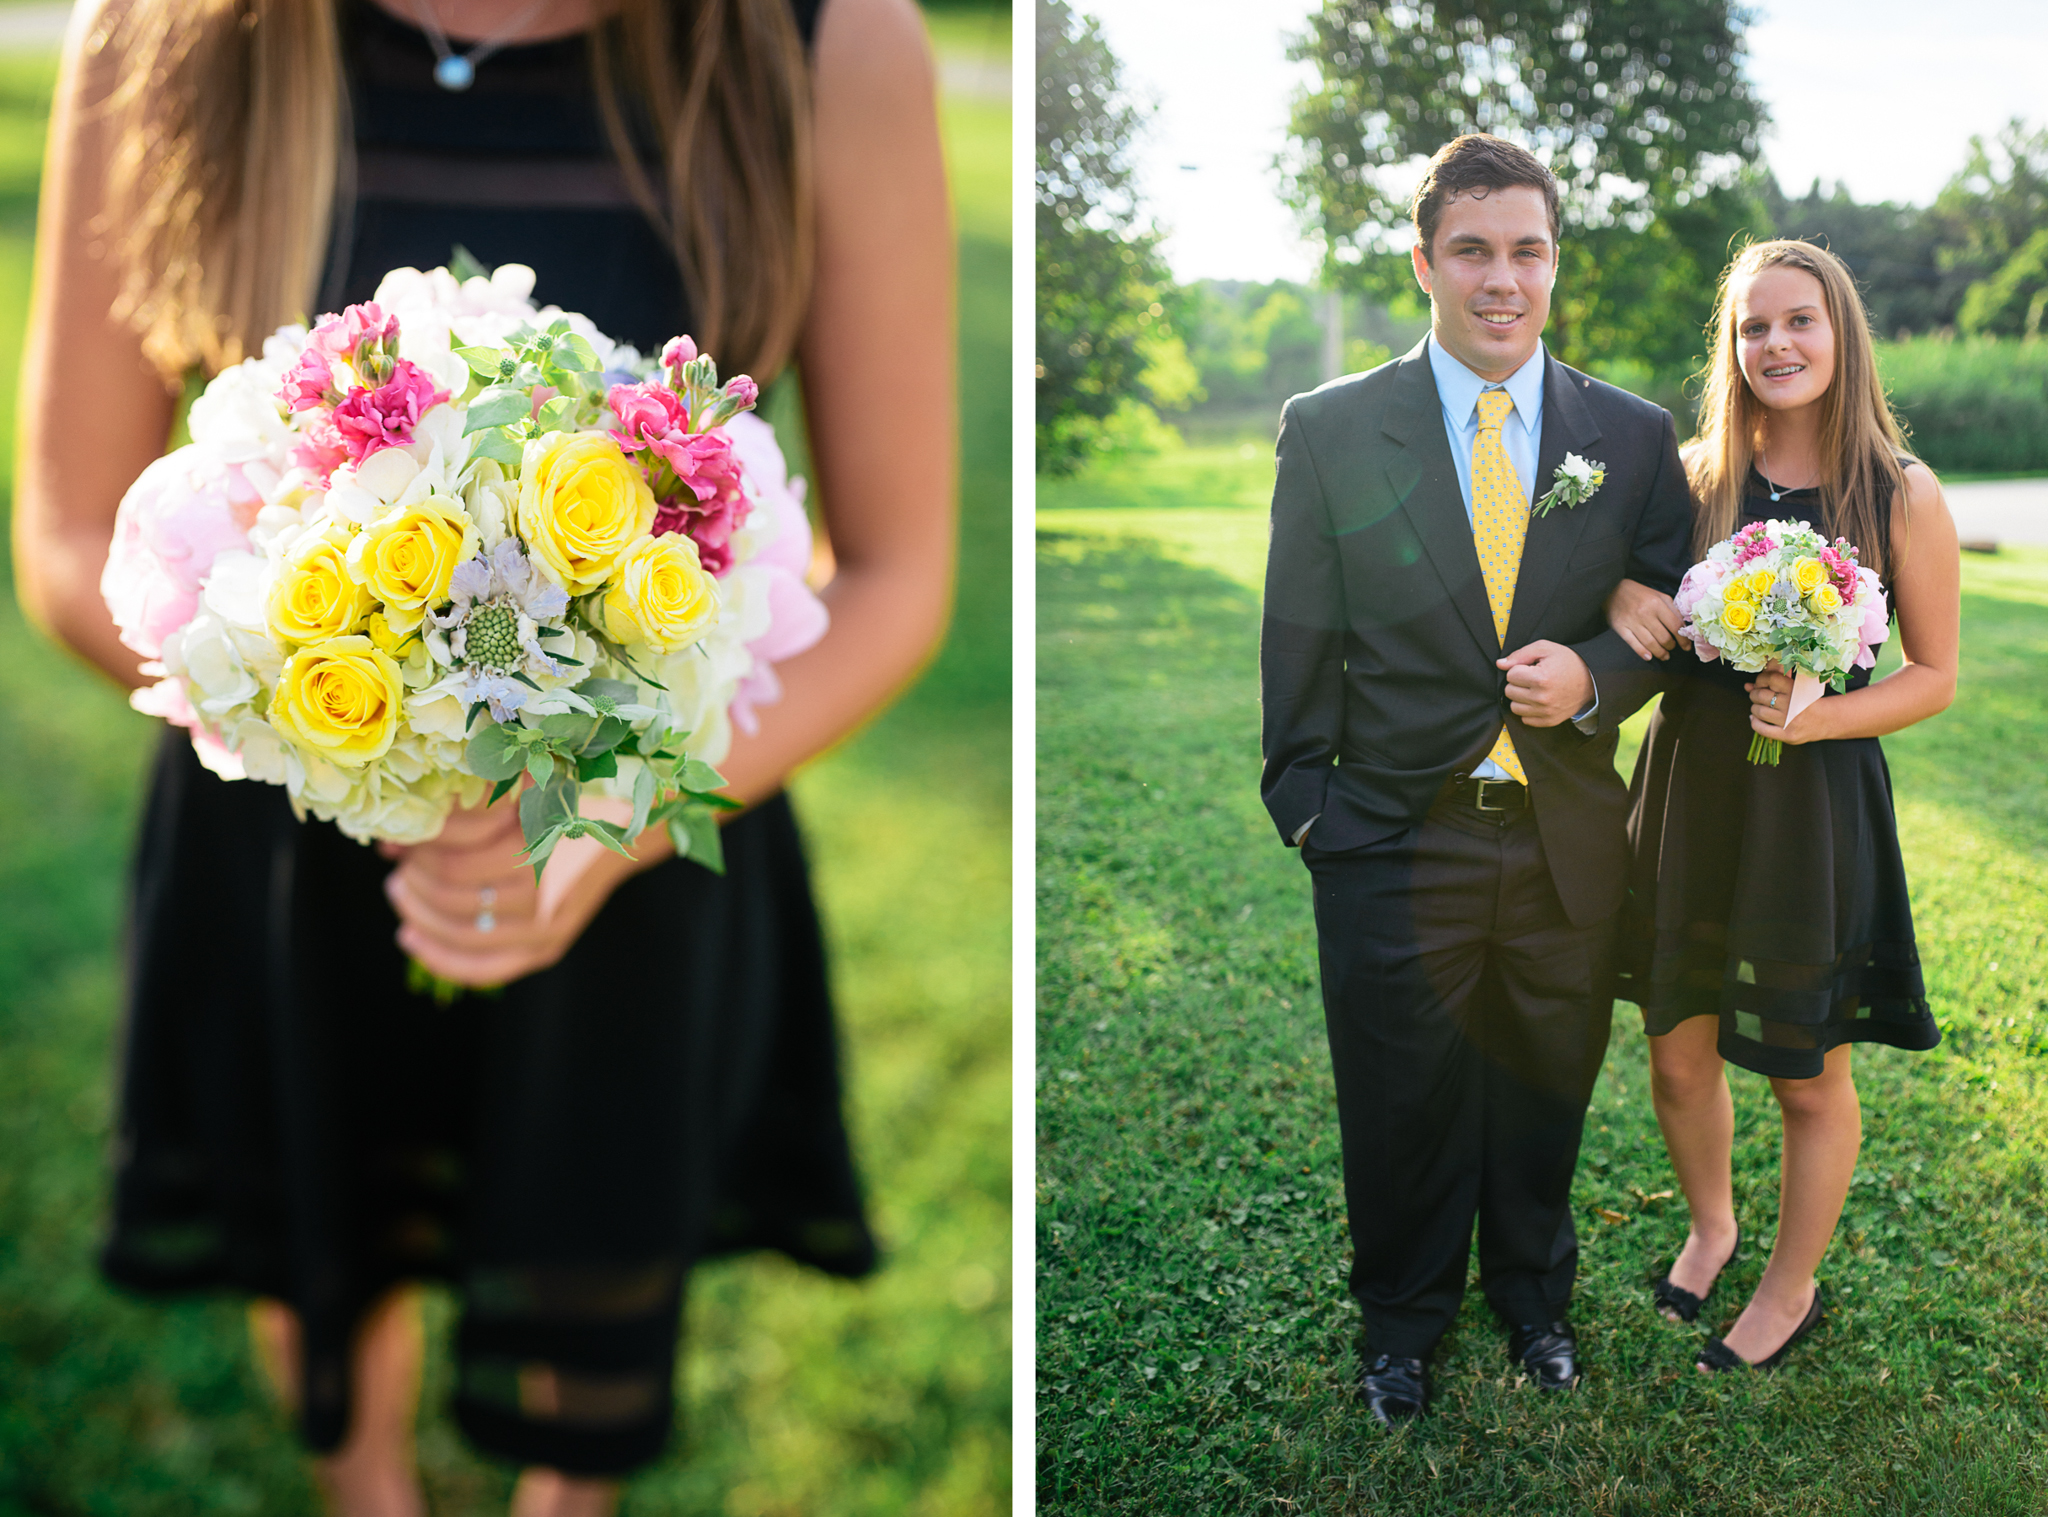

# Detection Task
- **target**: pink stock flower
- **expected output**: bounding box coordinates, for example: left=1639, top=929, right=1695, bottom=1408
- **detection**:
left=661, top=334, right=699, bottom=382
left=607, top=378, right=755, bottom=571
left=290, top=410, right=352, bottom=483
left=309, top=302, right=398, bottom=365
left=101, top=449, right=259, bottom=659
left=277, top=346, right=334, bottom=413
left=330, top=359, right=448, bottom=466
left=724, top=374, right=759, bottom=411
left=607, top=380, right=689, bottom=451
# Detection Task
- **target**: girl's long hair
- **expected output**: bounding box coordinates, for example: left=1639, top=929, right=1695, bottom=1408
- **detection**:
left=96, top=0, right=813, bottom=384
left=1687, top=239, right=1913, bottom=578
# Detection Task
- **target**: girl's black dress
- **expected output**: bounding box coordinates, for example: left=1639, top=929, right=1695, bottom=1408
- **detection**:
left=1613, top=471, right=1940, bottom=1080
left=100, top=0, right=871, bottom=1479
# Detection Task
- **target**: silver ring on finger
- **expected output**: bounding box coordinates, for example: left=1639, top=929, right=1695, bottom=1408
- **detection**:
left=1769, top=693, right=1778, bottom=708
left=476, top=884, right=497, bottom=933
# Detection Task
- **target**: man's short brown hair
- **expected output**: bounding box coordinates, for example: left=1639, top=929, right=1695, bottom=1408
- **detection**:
left=1409, top=135, right=1561, bottom=263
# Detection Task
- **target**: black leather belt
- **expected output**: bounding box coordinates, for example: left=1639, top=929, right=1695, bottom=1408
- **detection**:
left=1437, top=771, right=1528, bottom=814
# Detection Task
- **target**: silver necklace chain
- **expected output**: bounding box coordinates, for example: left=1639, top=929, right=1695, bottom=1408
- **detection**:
left=406, top=0, right=557, bottom=91
left=1756, top=448, right=1814, bottom=503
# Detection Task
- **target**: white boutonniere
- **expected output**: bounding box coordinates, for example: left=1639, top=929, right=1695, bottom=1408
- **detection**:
left=1533, top=453, right=1606, bottom=518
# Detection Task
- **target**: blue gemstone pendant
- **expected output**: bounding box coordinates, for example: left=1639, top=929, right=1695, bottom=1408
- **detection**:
left=434, top=53, right=475, bottom=90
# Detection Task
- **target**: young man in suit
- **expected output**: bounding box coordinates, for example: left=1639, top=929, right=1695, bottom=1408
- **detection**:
left=1259, top=133, right=1693, bottom=1424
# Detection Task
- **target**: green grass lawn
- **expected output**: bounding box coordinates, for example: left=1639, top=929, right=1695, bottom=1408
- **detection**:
left=1036, top=465, right=2048, bottom=1513
left=0, top=32, right=1009, bottom=1517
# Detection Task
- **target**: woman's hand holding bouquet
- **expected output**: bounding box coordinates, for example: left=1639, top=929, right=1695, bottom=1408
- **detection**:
left=1673, top=518, right=1891, bottom=764
left=101, top=262, right=830, bottom=987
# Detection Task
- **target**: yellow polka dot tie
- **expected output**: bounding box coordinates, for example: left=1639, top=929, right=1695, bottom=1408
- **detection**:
left=1472, top=389, right=1528, bottom=784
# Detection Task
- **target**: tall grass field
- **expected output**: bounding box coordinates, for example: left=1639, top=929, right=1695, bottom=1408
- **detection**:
left=1036, top=455, right=2048, bottom=1514
left=0, top=19, right=1008, bottom=1515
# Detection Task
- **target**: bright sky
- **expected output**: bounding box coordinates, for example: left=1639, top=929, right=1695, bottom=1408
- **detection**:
left=1080, top=0, right=2048, bottom=284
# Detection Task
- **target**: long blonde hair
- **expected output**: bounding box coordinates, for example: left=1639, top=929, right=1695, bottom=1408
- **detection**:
left=95, top=0, right=814, bottom=384
left=1687, top=239, right=1913, bottom=578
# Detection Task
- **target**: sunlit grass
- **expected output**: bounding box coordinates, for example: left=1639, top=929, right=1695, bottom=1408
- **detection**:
left=1036, top=498, right=2048, bottom=1513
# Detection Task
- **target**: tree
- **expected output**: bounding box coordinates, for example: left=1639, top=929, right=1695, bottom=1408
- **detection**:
left=1284, top=0, right=1767, bottom=377
left=1940, top=122, right=2048, bottom=337
left=1035, top=0, right=1191, bottom=472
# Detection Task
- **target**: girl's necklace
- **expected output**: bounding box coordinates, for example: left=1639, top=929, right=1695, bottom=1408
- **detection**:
left=1756, top=449, right=1815, bottom=503
left=407, top=0, right=556, bottom=90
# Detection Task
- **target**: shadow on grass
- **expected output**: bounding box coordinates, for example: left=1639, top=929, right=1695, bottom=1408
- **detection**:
left=1038, top=527, right=2048, bottom=1516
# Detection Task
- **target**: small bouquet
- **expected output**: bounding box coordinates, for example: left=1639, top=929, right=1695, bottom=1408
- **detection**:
left=1673, top=517, right=1889, bottom=764
left=102, top=262, right=827, bottom=874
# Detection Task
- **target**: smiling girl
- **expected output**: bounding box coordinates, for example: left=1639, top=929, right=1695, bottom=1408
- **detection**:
left=1602, top=240, right=1961, bottom=1373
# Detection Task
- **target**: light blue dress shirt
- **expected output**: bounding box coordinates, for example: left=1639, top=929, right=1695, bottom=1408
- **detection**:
left=1427, top=333, right=1546, bottom=520
left=1427, top=334, right=1597, bottom=782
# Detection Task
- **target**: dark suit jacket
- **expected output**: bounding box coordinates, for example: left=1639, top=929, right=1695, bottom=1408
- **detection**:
left=1258, top=338, right=1693, bottom=927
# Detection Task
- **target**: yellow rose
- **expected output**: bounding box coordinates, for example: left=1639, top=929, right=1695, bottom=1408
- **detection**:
left=1720, top=600, right=1755, bottom=633
left=268, top=635, right=405, bottom=766
left=348, top=495, right=474, bottom=618
left=1809, top=582, right=1844, bottom=615
left=366, top=609, right=417, bottom=656
left=1793, top=556, right=1827, bottom=594
left=516, top=432, right=657, bottom=593
left=1722, top=577, right=1752, bottom=606
left=1745, top=567, right=1776, bottom=598
left=268, top=523, right=374, bottom=646
left=598, top=533, right=721, bottom=653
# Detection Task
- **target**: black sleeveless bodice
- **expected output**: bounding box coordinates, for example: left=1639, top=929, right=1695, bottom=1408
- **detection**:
left=102, top=0, right=868, bottom=1478
left=1613, top=470, right=1939, bottom=1077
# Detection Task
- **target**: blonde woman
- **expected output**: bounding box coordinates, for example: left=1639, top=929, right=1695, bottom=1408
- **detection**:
left=1604, top=240, right=1960, bottom=1373
left=13, top=0, right=953, bottom=1509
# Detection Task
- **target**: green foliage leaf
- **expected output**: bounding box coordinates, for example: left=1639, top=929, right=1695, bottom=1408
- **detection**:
left=462, top=388, right=533, bottom=434
left=629, top=760, right=657, bottom=840
left=551, top=334, right=601, bottom=373
left=466, top=721, right=529, bottom=782
left=669, top=806, right=726, bottom=875
left=447, top=244, right=492, bottom=282
left=487, top=774, right=520, bottom=807
left=454, top=344, right=507, bottom=379
left=678, top=757, right=726, bottom=794
left=575, top=749, right=619, bottom=782
left=535, top=394, right=577, bottom=433
left=470, top=427, right=523, bottom=466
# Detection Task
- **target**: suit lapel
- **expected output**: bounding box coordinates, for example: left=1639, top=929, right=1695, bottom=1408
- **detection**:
left=1382, top=342, right=1500, bottom=661
left=1504, top=354, right=1604, bottom=650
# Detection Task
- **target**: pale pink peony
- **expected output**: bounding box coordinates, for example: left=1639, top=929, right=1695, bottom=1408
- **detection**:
left=726, top=411, right=826, bottom=733
left=331, top=359, right=448, bottom=466
left=1672, top=561, right=1724, bottom=661
left=1853, top=567, right=1890, bottom=668
left=101, top=447, right=259, bottom=659
left=130, top=676, right=245, bottom=779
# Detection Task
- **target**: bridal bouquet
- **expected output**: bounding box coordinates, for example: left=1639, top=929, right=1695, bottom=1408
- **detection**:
left=102, top=262, right=827, bottom=874
left=1674, top=517, right=1889, bottom=765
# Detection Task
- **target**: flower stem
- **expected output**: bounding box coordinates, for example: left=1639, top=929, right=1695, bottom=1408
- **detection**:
left=1747, top=732, right=1783, bottom=766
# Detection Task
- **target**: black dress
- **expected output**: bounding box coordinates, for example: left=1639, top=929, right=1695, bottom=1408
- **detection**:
left=1613, top=472, right=1940, bottom=1080
left=100, top=0, right=872, bottom=1480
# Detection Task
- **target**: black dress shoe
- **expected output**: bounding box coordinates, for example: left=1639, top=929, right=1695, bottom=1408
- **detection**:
left=1697, top=1282, right=1826, bottom=1374
left=1651, top=1225, right=1741, bottom=1324
left=1507, top=1321, right=1580, bottom=1389
left=1356, top=1353, right=1429, bottom=1426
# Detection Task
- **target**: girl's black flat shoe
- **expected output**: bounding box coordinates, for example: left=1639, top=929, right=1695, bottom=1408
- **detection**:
left=1696, top=1282, right=1825, bottom=1374
left=1651, top=1226, right=1740, bottom=1324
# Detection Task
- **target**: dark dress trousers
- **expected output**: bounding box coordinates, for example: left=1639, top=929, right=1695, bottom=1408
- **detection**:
left=1260, top=339, right=1692, bottom=1353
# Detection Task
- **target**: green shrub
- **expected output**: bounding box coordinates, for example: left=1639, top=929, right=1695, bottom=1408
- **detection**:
left=1880, top=336, right=2048, bottom=474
